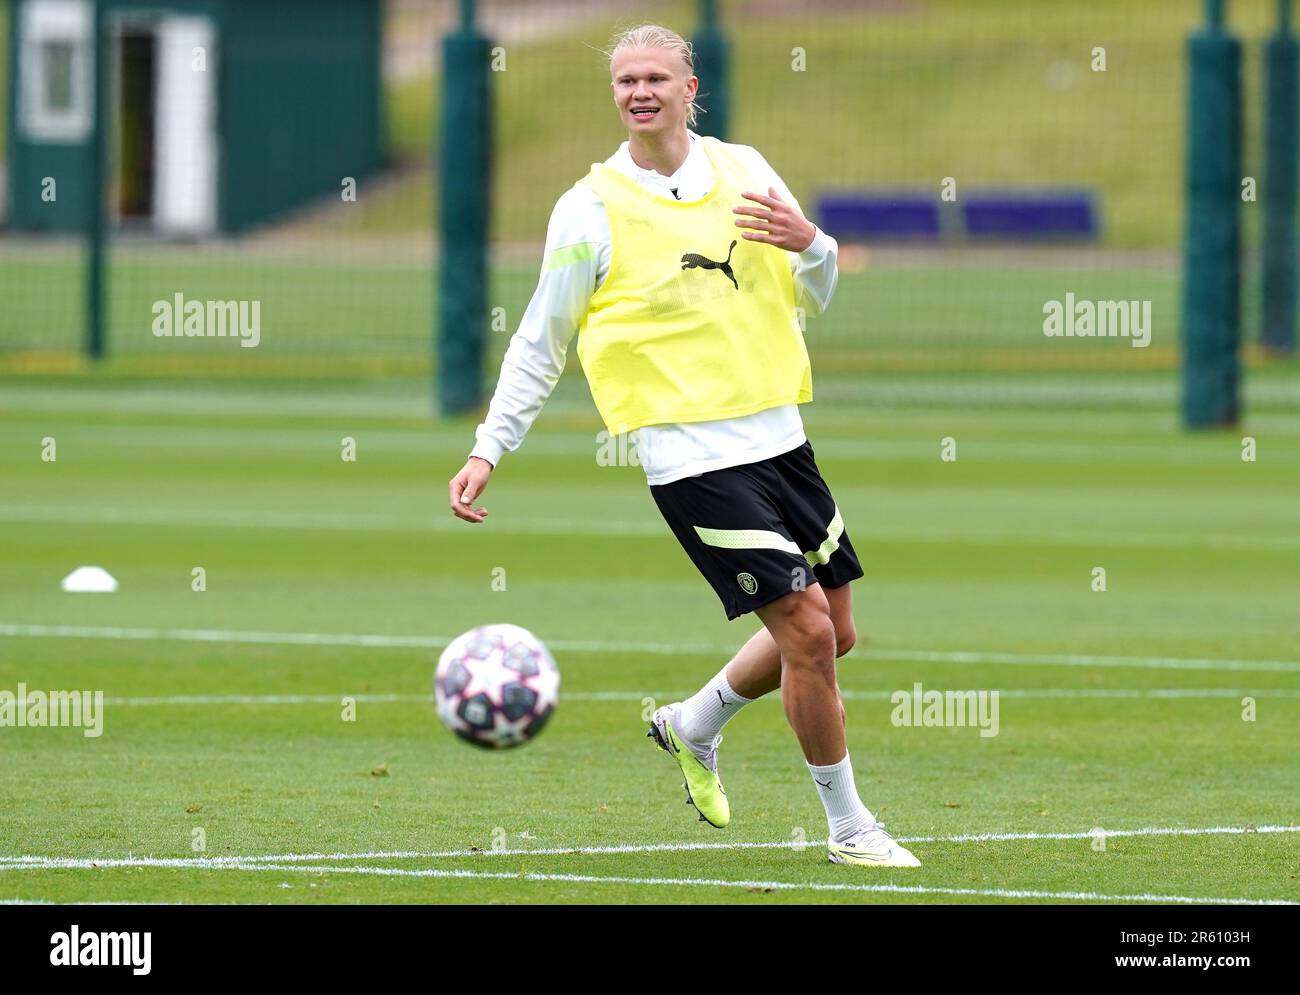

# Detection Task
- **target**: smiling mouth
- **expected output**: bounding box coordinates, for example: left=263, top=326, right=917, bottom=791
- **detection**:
left=630, top=107, right=660, bottom=119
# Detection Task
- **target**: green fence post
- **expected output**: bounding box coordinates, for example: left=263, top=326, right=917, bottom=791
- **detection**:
left=692, top=0, right=729, bottom=140
left=86, top=0, right=107, bottom=360
left=1181, top=0, right=1242, bottom=428
left=1262, top=0, right=1298, bottom=355
left=437, top=0, right=491, bottom=416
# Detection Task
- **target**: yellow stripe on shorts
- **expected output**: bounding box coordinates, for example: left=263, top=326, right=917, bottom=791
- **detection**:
left=693, top=505, right=844, bottom=566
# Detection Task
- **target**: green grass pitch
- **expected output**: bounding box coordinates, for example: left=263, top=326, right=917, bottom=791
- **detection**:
left=0, top=375, right=1296, bottom=904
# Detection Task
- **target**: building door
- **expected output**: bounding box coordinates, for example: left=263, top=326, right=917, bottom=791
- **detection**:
left=153, top=17, right=217, bottom=235
left=110, top=15, right=216, bottom=235
left=116, top=28, right=156, bottom=220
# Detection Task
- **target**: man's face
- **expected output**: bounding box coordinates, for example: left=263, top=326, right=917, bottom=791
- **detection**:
left=611, top=48, right=696, bottom=136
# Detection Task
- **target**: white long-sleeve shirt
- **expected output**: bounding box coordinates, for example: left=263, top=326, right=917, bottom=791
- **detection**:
left=469, top=128, right=839, bottom=485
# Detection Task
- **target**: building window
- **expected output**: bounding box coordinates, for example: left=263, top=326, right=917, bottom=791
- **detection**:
left=43, top=40, right=76, bottom=112
left=21, top=0, right=93, bottom=143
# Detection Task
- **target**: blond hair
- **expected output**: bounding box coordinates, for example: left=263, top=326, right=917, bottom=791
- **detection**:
left=603, top=24, right=702, bottom=130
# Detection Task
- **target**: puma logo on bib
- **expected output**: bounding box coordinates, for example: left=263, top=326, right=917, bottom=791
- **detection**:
left=681, top=239, right=739, bottom=290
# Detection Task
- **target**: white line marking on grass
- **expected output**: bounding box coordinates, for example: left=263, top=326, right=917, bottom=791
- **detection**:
left=899, top=824, right=1300, bottom=845
left=106, top=693, right=422, bottom=706
left=4, top=623, right=1299, bottom=673
left=0, top=504, right=667, bottom=538
left=0, top=861, right=1287, bottom=905
left=93, top=688, right=1300, bottom=707
left=0, top=899, right=185, bottom=905
left=880, top=649, right=1300, bottom=673
left=0, top=622, right=450, bottom=650
left=4, top=503, right=1298, bottom=553
left=3, top=824, right=1294, bottom=867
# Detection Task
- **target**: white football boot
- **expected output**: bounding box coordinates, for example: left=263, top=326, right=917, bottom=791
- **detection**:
left=827, top=821, right=922, bottom=868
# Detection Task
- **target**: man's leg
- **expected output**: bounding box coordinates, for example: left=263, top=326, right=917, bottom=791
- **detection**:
left=654, top=577, right=916, bottom=861
left=823, top=581, right=858, bottom=658
left=678, top=581, right=857, bottom=743
left=755, top=582, right=919, bottom=865
left=722, top=627, right=781, bottom=698
left=726, top=588, right=854, bottom=692
left=820, top=582, right=857, bottom=728
left=754, top=584, right=843, bottom=765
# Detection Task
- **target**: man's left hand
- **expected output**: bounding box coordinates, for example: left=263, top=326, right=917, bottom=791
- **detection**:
left=734, top=187, right=817, bottom=252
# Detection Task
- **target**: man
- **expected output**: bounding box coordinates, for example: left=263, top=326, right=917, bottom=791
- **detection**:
left=449, top=24, right=919, bottom=868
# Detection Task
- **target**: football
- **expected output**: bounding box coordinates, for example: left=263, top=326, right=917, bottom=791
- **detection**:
left=433, top=624, right=560, bottom=749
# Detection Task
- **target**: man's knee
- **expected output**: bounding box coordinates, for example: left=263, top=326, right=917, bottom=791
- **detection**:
left=760, top=588, right=836, bottom=669
left=794, top=612, right=836, bottom=666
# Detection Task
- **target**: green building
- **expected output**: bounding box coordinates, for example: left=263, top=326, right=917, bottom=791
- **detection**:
left=5, top=0, right=382, bottom=235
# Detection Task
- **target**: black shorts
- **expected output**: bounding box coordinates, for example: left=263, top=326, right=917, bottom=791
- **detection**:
left=649, top=439, right=865, bottom=621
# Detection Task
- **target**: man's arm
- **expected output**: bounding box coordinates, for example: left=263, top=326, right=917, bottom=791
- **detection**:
left=468, top=188, right=602, bottom=468
left=449, top=186, right=603, bottom=523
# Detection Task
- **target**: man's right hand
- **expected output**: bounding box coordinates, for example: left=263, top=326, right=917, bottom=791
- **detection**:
left=449, top=456, right=494, bottom=523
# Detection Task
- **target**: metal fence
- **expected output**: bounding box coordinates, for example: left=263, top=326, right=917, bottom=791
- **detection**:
left=0, top=0, right=1295, bottom=411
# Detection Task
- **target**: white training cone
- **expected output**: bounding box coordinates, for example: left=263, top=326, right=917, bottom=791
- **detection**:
left=61, top=566, right=119, bottom=593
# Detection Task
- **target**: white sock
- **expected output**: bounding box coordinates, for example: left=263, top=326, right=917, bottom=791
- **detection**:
left=808, top=752, right=876, bottom=842
left=676, top=666, right=755, bottom=747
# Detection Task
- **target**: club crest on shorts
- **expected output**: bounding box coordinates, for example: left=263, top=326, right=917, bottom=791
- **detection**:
left=736, top=572, right=758, bottom=595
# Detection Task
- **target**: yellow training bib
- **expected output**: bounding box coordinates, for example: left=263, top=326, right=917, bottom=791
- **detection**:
left=574, top=136, right=813, bottom=435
